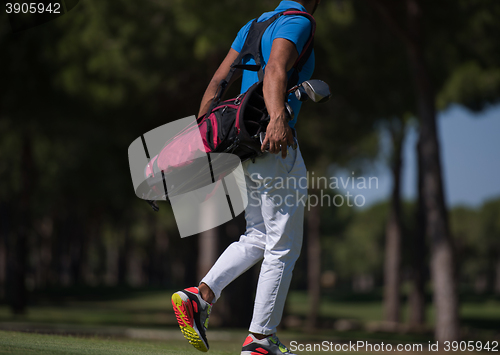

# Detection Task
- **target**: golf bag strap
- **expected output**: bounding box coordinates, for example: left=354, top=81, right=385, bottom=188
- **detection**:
left=283, top=10, right=316, bottom=90
left=222, top=12, right=282, bottom=90
left=207, top=14, right=280, bottom=113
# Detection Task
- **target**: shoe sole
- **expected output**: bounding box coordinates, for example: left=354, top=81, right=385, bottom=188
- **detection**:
left=241, top=348, right=281, bottom=355
left=171, top=292, right=209, bottom=352
left=241, top=348, right=293, bottom=355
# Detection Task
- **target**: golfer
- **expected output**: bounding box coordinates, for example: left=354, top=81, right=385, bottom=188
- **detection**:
left=172, top=1, right=320, bottom=354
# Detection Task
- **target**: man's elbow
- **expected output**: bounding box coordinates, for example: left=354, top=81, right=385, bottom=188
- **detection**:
left=264, top=63, right=287, bottom=82
left=209, top=76, right=223, bottom=89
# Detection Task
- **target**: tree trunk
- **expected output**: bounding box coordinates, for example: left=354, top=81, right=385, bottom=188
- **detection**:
left=104, top=227, right=119, bottom=286
left=7, top=134, right=34, bottom=314
left=7, top=227, right=27, bottom=314
left=151, top=224, right=169, bottom=286
left=216, top=214, right=255, bottom=327
left=35, top=215, right=53, bottom=290
left=406, top=0, right=460, bottom=342
left=0, top=203, right=8, bottom=300
left=118, top=226, right=131, bottom=285
left=197, top=204, right=225, bottom=282
left=383, top=125, right=404, bottom=323
left=197, top=219, right=218, bottom=281
left=197, top=228, right=218, bottom=282
left=306, top=196, right=321, bottom=329
left=70, top=218, right=85, bottom=285
left=495, top=255, right=500, bottom=295
left=409, top=138, right=427, bottom=326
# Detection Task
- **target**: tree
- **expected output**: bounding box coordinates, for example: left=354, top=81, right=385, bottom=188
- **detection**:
left=383, top=119, right=405, bottom=324
left=365, top=0, right=460, bottom=341
left=300, top=0, right=414, bottom=327
left=306, top=196, right=321, bottom=329
left=478, top=200, right=500, bottom=294
left=408, top=139, right=427, bottom=326
left=333, top=202, right=387, bottom=282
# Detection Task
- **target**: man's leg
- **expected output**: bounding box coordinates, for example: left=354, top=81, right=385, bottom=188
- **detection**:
left=171, top=169, right=268, bottom=352
left=200, top=171, right=267, bottom=303
left=246, top=147, right=307, bottom=336
left=239, top=147, right=306, bottom=355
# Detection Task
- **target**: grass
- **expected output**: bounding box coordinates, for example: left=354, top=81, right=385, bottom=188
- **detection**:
left=289, top=292, right=384, bottom=321
left=1, top=289, right=499, bottom=336
left=0, top=290, right=177, bottom=328
left=0, top=330, right=486, bottom=355
left=0, top=288, right=498, bottom=354
left=0, top=330, right=241, bottom=355
left=289, top=291, right=500, bottom=330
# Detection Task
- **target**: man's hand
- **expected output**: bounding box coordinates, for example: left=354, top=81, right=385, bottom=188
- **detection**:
left=262, top=38, right=298, bottom=159
left=261, top=110, right=295, bottom=159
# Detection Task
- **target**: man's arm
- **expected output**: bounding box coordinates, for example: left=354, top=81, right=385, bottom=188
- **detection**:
left=198, top=48, right=241, bottom=118
left=261, top=38, right=298, bottom=158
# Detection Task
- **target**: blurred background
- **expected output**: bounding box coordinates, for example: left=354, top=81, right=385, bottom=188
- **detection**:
left=1, top=0, right=499, bottom=353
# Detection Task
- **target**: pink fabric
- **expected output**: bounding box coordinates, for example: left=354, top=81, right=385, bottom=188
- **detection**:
left=197, top=119, right=215, bottom=153
left=155, top=124, right=208, bottom=174
left=145, top=106, right=238, bottom=176
left=211, top=115, right=219, bottom=149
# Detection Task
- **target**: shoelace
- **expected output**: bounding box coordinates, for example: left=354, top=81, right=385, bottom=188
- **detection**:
left=269, top=335, right=290, bottom=353
left=203, top=304, right=212, bottom=329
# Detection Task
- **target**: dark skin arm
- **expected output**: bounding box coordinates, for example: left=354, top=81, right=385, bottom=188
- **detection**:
left=198, top=48, right=241, bottom=118
left=261, top=38, right=298, bottom=158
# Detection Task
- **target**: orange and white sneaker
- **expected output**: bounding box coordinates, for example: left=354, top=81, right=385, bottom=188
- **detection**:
left=241, top=334, right=297, bottom=355
left=171, top=287, right=212, bottom=352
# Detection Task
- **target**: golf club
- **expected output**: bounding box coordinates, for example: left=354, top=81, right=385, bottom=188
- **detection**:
left=287, top=79, right=332, bottom=103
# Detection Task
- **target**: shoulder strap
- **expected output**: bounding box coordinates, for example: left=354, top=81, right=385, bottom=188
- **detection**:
left=209, top=10, right=316, bottom=112
left=230, top=13, right=282, bottom=83
left=283, top=10, right=316, bottom=90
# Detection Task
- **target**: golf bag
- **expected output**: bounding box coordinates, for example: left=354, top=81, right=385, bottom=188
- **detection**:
left=148, top=9, right=315, bottom=171
left=139, top=10, right=315, bottom=209
left=202, top=9, right=315, bottom=160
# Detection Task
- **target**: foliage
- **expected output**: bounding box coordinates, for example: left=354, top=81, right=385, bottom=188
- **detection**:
left=449, top=198, right=500, bottom=290
left=0, top=0, right=499, bottom=318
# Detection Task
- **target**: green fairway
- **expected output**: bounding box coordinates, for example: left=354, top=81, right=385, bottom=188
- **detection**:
left=0, top=288, right=498, bottom=355
left=289, top=291, right=500, bottom=329
left=0, top=330, right=242, bottom=355
left=0, top=290, right=178, bottom=328
left=0, top=330, right=485, bottom=355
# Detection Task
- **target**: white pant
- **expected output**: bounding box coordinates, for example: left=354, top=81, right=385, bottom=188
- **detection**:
left=201, top=146, right=307, bottom=335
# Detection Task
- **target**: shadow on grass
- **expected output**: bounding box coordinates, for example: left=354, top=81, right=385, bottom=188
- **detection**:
left=26, top=286, right=170, bottom=304
left=461, top=317, right=500, bottom=330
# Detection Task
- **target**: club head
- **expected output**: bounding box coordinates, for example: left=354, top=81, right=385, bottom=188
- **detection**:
left=295, top=86, right=309, bottom=102
left=285, top=102, right=295, bottom=121
left=300, top=79, right=331, bottom=103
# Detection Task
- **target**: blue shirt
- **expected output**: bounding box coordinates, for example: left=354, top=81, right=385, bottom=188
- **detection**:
left=231, top=0, right=315, bottom=128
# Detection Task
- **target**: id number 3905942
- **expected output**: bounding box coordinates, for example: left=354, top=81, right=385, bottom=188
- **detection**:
left=6, top=2, right=61, bottom=14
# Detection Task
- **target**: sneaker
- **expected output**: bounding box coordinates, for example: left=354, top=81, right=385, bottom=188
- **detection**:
left=171, top=287, right=212, bottom=352
left=241, top=334, right=296, bottom=355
